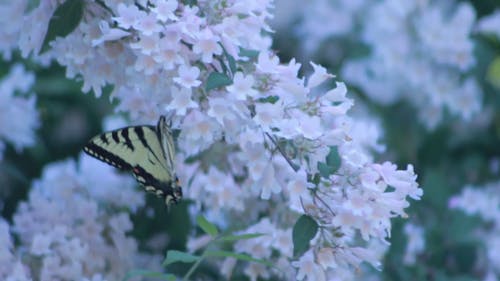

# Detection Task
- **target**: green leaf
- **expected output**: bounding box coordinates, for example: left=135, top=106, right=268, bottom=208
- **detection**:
left=40, top=0, right=84, bottom=54
left=162, top=250, right=200, bottom=267
left=257, top=95, right=279, bottom=104
left=317, top=147, right=341, bottom=178
left=239, top=48, right=260, bottom=59
left=25, top=0, right=41, bottom=13
left=205, top=250, right=273, bottom=267
left=317, top=162, right=334, bottom=178
left=292, top=215, right=318, bottom=257
left=226, top=53, right=237, bottom=74
left=326, top=146, right=341, bottom=171
left=487, top=56, right=500, bottom=89
left=217, top=233, right=265, bottom=242
left=205, top=72, right=232, bottom=92
left=122, top=270, right=176, bottom=281
left=196, top=215, right=219, bottom=237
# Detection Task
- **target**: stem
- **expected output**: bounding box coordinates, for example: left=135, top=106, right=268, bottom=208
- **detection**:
left=182, top=247, right=209, bottom=281
left=265, top=132, right=299, bottom=172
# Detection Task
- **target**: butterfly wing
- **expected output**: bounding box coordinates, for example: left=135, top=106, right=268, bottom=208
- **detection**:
left=83, top=122, right=176, bottom=200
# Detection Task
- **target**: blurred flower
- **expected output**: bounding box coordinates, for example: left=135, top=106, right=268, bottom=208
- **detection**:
left=0, top=153, right=156, bottom=280
left=0, top=64, right=39, bottom=160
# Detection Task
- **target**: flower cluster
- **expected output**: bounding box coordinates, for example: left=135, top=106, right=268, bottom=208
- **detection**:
left=0, top=63, right=39, bottom=160
left=275, top=0, right=482, bottom=129
left=477, top=10, right=500, bottom=38
left=449, top=183, right=500, bottom=278
left=0, top=154, right=154, bottom=280
left=1, top=0, right=422, bottom=280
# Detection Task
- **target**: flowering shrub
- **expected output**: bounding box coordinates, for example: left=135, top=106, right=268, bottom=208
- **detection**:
left=274, top=0, right=483, bottom=129
left=449, top=183, right=500, bottom=279
left=1, top=155, right=152, bottom=280
left=4, top=0, right=499, bottom=280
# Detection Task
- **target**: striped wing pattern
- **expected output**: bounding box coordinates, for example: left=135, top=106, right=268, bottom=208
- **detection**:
left=83, top=117, right=179, bottom=203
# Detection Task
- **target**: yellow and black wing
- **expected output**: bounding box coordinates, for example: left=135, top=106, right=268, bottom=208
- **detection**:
left=83, top=116, right=182, bottom=205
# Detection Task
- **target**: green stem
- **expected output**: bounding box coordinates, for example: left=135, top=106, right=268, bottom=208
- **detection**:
left=182, top=247, right=209, bottom=281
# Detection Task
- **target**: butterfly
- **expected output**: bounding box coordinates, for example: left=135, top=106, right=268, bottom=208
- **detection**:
left=83, top=115, right=182, bottom=205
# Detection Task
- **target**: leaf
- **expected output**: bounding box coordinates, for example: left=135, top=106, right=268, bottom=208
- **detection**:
left=196, top=215, right=219, bottom=237
left=205, top=250, right=273, bottom=267
left=40, top=0, right=84, bottom=54
left=239, top=48, right=260, bottom=59
left=317, top=162, right=334, bottom=179
left=25, top=0, right=41, bottom=13
left=217, top=233, right=265, bottom=242
left=225, top=52, right=237, bottom=74
left=257, top=95, right=279, bottom=104
left=162, top=250, right=200, bottom=267
left=292, top=215, right=318, bottom=257
left=326, top=146, right=341, bottom=171
left=122, top=270, right=176, bottom=281
left=317, top=147, right=341, bottom=178
left=205, top=72, right=232, bottom=92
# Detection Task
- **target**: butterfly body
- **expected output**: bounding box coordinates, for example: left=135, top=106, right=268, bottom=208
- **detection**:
left=83, top=116, right=182, bottom=205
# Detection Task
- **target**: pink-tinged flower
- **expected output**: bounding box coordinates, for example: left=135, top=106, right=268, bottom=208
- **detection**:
left=285, top=171, right=312, bottom=213
left=113, top=3, right=143, bottom=29
left=226, top=72, right=258, bottom=100
left=134, top=54, right=158, bottom=75
left=317, top=247, right=338, bottom=270
left=207, top=96, right=238, bottom=125
left=192, top=28, right=223, bottom=63
left=134, top=13, right=162, bottom=36
left=308, top=62, right=334, bottom=88
left=173, top=65, right=201, bottom=88
left=151, top=0, right=178, bottom=22
left=177, top=6, right=204, bottom=37
left=165, top=86, right=198, bottom=116
left=179, top=110, right=222, bottom=155
left=292, top=250, right=326, bottom=281
left=273, top=229, right=293, bottom=258
left=130, top=34, right=159, bottom=55
left=154, top=38, right=183, bottom=70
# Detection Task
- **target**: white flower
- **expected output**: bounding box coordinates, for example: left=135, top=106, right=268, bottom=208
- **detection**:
left=113, top=3, right=143, bottom=29
left=226, top=72, right=258, bottom=100
left=151, top=0, right=178, bottom=22
left=0, top=64, right=39, bottom=157
left=253, top=102, right=283, bottom=130
left=91, top=21, right=130, bottom=47
left=135, top=13, right=162, bottom=36
left=192, top=28, right=223, bottom=63
left=30, top=233, right=53, bottom=256
left=308, top=62, right=334, bottom=88
left=165, top=86, right=198, bottom=116
left=403, top=223, right=425, bottom=265
left=174, top=65, right=201, bottom=88
left=292, top=250, right=326, bottom=281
